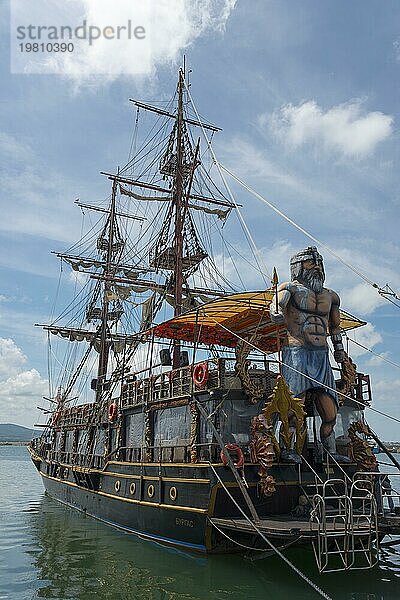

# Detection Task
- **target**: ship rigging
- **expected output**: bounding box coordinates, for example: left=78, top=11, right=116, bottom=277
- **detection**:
left=29, top=65, right=400, bottom=596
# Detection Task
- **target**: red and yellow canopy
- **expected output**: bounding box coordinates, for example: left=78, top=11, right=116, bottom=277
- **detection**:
left=148, top=290, right=366, bottom=353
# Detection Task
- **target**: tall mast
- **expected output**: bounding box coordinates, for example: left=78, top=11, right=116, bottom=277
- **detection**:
left=172, top=68, right=185, bottom=369
left=96, top=174, right=118, bottom=400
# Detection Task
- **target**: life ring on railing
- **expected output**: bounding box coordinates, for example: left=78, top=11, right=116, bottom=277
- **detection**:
left=52, top=411, right=60, bottom=426
left=108, top=402, right=117, bottom=422
left=193, top=362, right=209, bottom=388
left=220, top=443, right=245, bottom=469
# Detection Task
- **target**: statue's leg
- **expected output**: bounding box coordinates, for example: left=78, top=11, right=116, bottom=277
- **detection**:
left=313, top=392, right=336, bottom=441
left=313, top=391, right=350, bottom=463
left=279, top=397, right=304, bottom=464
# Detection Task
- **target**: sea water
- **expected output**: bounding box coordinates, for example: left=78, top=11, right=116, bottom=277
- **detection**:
left=1, top=445, right=399, bottom=600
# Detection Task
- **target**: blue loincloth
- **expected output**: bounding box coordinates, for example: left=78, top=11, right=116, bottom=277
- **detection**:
left=282, top=346, right=338, bottom=406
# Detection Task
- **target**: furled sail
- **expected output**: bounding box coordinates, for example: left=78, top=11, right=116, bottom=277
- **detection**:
left=188, top=203, right=230, bottom=220
left=44, top=326, right=138, bottom=352
left=119, top=185, right=171, bottom=202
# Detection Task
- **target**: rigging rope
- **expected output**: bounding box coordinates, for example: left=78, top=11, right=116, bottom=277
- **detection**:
left=205, top=315, right=400, bottom=425
left=346, top=336, right=400, bottom=371
left=184, top=74, right=400, bottom=309
left=183, top=78, right=272, bottom=286
left=220, top=163, right=378, bottom=287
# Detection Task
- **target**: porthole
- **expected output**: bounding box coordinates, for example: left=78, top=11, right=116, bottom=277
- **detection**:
left=129, top=482, right=136, bottom=495
left=169, top=486, right=177, bottom=501
left=114, top=480, right=121, bottom=493
left=147, top=484, right=155, bottom=498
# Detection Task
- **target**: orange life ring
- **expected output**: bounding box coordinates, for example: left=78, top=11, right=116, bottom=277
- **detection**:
left=193, top=362, right=209, bottom=388
left=220, top=443, right=244, bottom=469
left=52, top=411, right=60, bottom=426
left=108, top=402, right=117, bottom=422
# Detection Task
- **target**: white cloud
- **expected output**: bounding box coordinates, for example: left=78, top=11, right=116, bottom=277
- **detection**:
left=346, top=323, right=382, bottom=358
left=0, top=338, right=28, bottom=379
left=0, top=338, right=48, bottom=427
left=340, top=282, right=386, bottom=316
left=365, top=351, right=392, bottom=367
left=270, top=100, right=393, bottom=158
left=366, top=377, right=400, bottom=441
left=0, top=132, right=32, bottom=161
left=218, top=136, right=302, bottom=189
left=24, top=0, right=237, bottom=83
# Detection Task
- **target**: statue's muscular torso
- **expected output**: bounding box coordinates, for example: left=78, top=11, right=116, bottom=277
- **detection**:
left=276, top=281, right=341, bottom=348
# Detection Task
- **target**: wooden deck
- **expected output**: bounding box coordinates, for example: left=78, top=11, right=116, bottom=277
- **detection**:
left=211, top=516, right=373, bottom=539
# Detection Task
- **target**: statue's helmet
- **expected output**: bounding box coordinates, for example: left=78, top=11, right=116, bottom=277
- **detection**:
left=290, top=246, right=324, bottom=281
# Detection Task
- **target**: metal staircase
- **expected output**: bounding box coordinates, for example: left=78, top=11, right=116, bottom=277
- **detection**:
left=310, top=477, right=379, bottom=573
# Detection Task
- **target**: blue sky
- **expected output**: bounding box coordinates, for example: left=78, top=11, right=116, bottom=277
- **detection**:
left=0, top=0, right=399, bottom=439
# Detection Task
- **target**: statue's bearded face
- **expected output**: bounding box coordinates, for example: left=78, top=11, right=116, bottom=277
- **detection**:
left=297, top=259, right=325, bottom=293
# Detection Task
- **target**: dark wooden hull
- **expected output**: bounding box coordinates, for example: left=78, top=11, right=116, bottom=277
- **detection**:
left=40, top=471, right=209, bottom=552
left=31, top=452, right=307, bottom=554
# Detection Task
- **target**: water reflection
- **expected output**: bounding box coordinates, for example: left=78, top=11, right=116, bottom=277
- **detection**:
left=25, top=495, right=400, bottom=600
left=1, top=447, right=400, bottom=600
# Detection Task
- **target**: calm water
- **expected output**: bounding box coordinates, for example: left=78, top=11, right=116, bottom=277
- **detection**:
left=1, top=446, right=399, bottom=600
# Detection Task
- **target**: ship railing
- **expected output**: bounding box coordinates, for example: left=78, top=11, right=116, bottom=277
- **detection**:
left=353, top=471, right=400, bottom=515
left=46, top=449, right=105, bottom=469
left=120, top=360, right=222, bottom=408
left=55, top=402, right=101, bottom=428
left=120, top=357, right=279, bottom=408
left=115, top=441, right=252, bottom=464
left=119, top=357, right=371, bottom=409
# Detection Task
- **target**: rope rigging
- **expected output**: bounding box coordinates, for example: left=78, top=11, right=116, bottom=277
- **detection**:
left=182, top=75, right=400, bottom=312
left=206, top=315, right=400, bottom=426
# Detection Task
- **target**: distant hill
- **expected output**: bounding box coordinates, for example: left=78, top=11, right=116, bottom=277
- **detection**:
left=0, top=423, right=41, bottom=442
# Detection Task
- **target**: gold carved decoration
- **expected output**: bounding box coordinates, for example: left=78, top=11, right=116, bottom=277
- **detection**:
left=348, top=420, right=377, bottom=470
left=189, top=401, right=199, bottom=464
left=144, top=409, right=152, bottom=462
left=234, top=338, right=265, bottom=405
left=336, top=352, right=357, bottom=406
left=250, top=414, right=276, bottom=496
left=263, top=375, right=307, bottom=456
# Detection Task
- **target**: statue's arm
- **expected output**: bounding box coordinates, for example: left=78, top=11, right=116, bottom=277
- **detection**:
left=270, top=282, right=292, bottom=324
left=329, top=291, right=345, bottom=363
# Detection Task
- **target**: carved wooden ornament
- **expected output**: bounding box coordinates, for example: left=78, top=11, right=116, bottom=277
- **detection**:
left=263, top=375, right=307, bottom=456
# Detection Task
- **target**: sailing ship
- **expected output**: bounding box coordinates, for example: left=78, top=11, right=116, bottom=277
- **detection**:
left=29, top=65, right=400, bottom=574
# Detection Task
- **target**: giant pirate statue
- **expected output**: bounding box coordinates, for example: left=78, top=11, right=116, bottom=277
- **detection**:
left=270, top=246, right=350, bottom=463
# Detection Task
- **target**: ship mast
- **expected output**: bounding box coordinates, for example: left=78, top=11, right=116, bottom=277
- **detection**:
left=96, top=174, right=118, bottom=401
left=172, top=69, right=185, bottom=369
left=39, top=63, right=229, bottom=405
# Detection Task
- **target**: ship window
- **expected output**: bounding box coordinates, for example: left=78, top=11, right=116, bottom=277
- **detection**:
left=199, top=401, right=214, bottom=444
left=64, top=431, right=74, bottom=452
left=54, top=431, right=61, bottom=450
left=125, top=412, right=145, bottom=447
left=153, top=405, right=191, bottom=447
left=77, top=429, right=89, bottom=454
left=93, top=427, right=106, bottom=456
left=219, top=398, right=265, bottom=446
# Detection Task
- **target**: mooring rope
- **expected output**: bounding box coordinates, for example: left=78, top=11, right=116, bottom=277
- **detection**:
left=209, top=463, right=333, bottom=600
